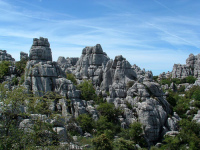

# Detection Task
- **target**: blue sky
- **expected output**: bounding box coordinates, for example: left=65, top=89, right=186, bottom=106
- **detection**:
left=0, top=0, right=200, bottom=75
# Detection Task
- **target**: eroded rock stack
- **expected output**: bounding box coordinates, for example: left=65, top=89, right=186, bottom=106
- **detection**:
left=172, top=53, right=200, bottom=78
left=74, top=44, right=110, bottom=86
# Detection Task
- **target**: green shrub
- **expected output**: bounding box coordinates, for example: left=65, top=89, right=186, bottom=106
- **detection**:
left=177, top=85, right=185, bottom=93
left=77, top=114, right=94, bottom=133
left=11, top=77, right=19, bottom=85
left=113, top=138, right=136, bottom=150
left=66, top=73, right=77, bottom=85
left=97, top=103, right=122, bottom=123
left=192, top=90, right=200, bottom=101
left=186, top=86, right=200, bottom=99
left=119, top=122, right=147, bottom=147
left=166, top=91, right=177, bottom=107
left=153, top=76, right=158, bottom=81
left=19, top=74, right=25, bottom=85
left=92, top=134, right=113, bottom=150
left=95, top=116, right=114, bottom=135
left=185, top=76, right=197, bottom=84
left=161, top=119, right=200, bottom=150
left=77, top=80, right=95, bottom=101
left=0, top=61, right=10, bottom=79
left=15, top=58, right=27, bottom=75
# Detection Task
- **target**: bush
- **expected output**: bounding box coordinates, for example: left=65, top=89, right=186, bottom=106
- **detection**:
left=95, top=116, right=114, bottom=135
left=77, top=114, right=94, bottom=133
left=153, top=76, right=158, bottom=81
left=166, top=91, right=177, bottom=107
left=113, top=138, right=136, bottom=150
left=185, top=76, right=197, bottom=84
left=119, top=122, right=147, bottom=147
left=92, top=134, right=113, bottom=150
left=186, top=86, right=200, bottom=99
left=161, top=119, right=200, bottom=150
left=97, top=103, right=122, bottom=123
left=0, top=61, right=10, bottom=79
left=77, top=80, right=95, bottom=101
left=11, top=77, right=19, bottom=85
left=15, top=58, right=27, bottom=75
left=177, top=85, right=185, bottom=93
left=66, top=73, right=77, bottom=85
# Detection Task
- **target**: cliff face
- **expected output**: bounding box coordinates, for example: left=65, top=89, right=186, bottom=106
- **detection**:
left=172, top=53, right=200, bottom=78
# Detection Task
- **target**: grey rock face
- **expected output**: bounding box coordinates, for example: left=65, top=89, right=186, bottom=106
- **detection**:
left=101, top=55, right=137, bottom=91
left=57, top=56, right=79, bottom=73
left=193, top=110, right=200, bottom=123
left=29, top=37, right=52, bottom=61
left=106, top=78, right=173, bottom=143
left=20, top=52, right=28, bottom=60
left=74, top=44, right=110, bottom=86
left=0, top=50, right=15, bottom=61
left=172, top=53, right=200, bottom=78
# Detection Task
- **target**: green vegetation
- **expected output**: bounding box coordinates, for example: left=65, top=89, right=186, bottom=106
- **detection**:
left=15, top=58, right=27, bottom=75
left=0, top=83, right=67, bottom=149
left=119, top=122, right=147, bottom=147
left=0, top=61, right=11, bottom=80
left=113, top=138, right=136, bottom=150
left=97, top=103, right=122, bottom=123
left=92, top=134, right=113, bottom=150
left=160, top=119, right=200, bottom=150
left=77, top=80, right=96, bottom=101
left=159, top=76, right=197, bottom=86
left=77, top=114, right=94, bottom=133
left=66, top=72, right=77, bottom=85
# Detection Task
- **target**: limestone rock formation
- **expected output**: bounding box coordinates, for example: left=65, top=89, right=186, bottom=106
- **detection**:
left=74, top=44, right=110, bottom=86
left=100, top=55, right=137, bottom=91
left=20, top=51, right=28, bottom=60
left=172, top=53, right=200, bottom=78
left=57, top=56, right=79, bottom=73
left=24, top=37, right=97, bottom=121
left=29, top=37, right=52, bottom=61
left=0, top=50, right=15, bottom=61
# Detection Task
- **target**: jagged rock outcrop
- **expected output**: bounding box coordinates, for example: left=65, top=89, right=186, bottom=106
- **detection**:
left=20, top=51, right=28, bottom=60
left=74, top=44, right=110, bottom=86
left=158, top=71, right=171, bottom=80
left=0, top=50, right=15, bottom=61
left=57, top=56, right=79, bottom=73
left=172, top=53, right=200, bottom=78
left=100, top=55, right=137, bottom=91
left=106, top=74, right=176, bottom=144
left=24, top=37, right=97, bottom=120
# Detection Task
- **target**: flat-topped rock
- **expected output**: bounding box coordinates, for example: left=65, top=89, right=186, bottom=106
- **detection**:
left=29, top=37, right=52, bottom=61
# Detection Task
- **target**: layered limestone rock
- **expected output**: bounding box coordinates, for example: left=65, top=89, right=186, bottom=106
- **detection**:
left=57, top=56, right=79, bottom=73
left=24, top=37, right=97, bottom=120
left=106, top=74, right=176, bottom=144
left=0, top=50, right=15, bottom=61
left=100, top=55, right=137, bottom=91
left=29, top=37, right=52, bottom=61
left=74, top=44, right=110, bottom=86
left=20, top=51, right=28, bottom=60
left=172, top=53, right=200, bottom=78
left=24, top=37, right=70, bottom=97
